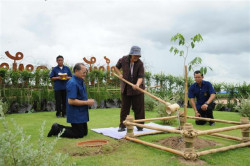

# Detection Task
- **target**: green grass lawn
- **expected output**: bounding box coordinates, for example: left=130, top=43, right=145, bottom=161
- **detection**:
left=1, top=108, right=249, bottom=166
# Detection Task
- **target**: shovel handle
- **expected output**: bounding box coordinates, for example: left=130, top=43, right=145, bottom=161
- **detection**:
left=113, top=73, right=170, bottom=106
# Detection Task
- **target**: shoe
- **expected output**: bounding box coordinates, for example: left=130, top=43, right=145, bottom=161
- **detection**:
left=118, top=127, right=126, bottom=132
left=209, top=123, right=215, bottom=126
left=62, top=115, right=66, bottom=118
left=56, top=115, right=61, bottom=118
left=137, top=128, right=143, bottom=131
left=47, top=123, right=60, bottom=137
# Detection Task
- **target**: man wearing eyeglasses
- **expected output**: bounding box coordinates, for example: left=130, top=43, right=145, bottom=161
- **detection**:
left=47, top=63, right=95, bottom=138
left=188, top=70, right=216, bottom=126
left=115, top=46, right=145, bottom=132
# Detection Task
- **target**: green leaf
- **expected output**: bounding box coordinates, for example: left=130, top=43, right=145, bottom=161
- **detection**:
left=191, top=42, right=195, bottom=48
left=200, top=67, right=204, bottom=75
left=180, top=51, right=184, bottom=57
left=169, top=47, right=174, bottom=52
left=174, top=48, right=179, bottom=55
left=188, top=65, right=192, bottom=71
left=204, top=67, right=207, bottom=75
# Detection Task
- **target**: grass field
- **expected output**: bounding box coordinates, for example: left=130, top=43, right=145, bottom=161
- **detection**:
left=0, top=108, right=249, bottom=166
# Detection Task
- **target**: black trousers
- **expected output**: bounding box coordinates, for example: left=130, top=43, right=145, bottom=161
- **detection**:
left=196, top=103, right=215, bottom=125
left=119, top=93, right=145, bottom=129
left=54, top=90, right=66, bottom=116
left=58, top=123, right=88, bottom=138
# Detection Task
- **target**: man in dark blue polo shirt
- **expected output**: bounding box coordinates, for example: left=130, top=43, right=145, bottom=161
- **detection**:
left=50, top=55, right=72, bottom=118
left=188, top=70, right=216, bottom=126
left=47, top=63, right=95, bottom=138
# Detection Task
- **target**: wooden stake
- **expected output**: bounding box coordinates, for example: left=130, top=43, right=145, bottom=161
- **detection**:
left=125, top=136, right=184, bottom=157
left=178, top=111, right=185, bottom=130
left=240, top=117, right=250, bottom=142
left=184, top=65, right=188, bottom=123
left=183, top=123, right=198, bottom=160
left=125, top=115, right=134, bottom=137
left=187, top=116, right=241, bottom=125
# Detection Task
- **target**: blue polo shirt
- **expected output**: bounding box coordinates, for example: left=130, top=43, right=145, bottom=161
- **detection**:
left=188, top=80, right=216, bottom=110
left=66, top=75, right=89, bottom=123
left=49, top=65, right=72, bottom=91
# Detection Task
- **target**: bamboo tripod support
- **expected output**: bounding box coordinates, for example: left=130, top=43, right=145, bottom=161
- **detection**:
left=123, top=115, right=250, bottom=160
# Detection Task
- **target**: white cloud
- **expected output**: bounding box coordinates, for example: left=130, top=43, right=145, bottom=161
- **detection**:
left=0, top=0, right=249, bottom=84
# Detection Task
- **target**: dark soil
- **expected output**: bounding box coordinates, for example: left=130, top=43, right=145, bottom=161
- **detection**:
left=156, top=136, right=222, bottom=165
left=63, top=139, right=127, bottom=157
left=156, top=136, right=220, bottom=151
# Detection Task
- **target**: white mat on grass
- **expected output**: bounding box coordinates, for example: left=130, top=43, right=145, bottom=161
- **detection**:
left=91, top=122, right=175, bottom=139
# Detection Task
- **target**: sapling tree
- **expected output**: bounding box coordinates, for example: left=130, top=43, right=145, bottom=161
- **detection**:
left=169, top=33, right=212, bottom=122
left=169, top=33, right=212, bottom=75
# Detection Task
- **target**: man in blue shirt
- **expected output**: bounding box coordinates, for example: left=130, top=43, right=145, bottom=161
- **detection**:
left=188, top=70, right=216, bottom=126
left=47, top=63, right=95, bottom=138
left=50, top=55, right=72, bottom=118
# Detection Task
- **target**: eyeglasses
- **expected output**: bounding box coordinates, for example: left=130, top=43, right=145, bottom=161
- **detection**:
left=194, top=77, right=202, bottom=79
left=82, top=69, right=88, bottom=74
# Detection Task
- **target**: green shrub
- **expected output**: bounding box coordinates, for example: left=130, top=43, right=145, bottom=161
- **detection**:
left=0, top=99, right=8, bottom=117
left=234, top=96, right=250, bottom=118
left=144, top=95, right=155, bottom=111
left=0, top=119, right=74, bottom=166
left=156, top=97, right=177, bottom=125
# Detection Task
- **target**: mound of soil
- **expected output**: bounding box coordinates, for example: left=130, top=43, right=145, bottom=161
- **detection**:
left=156, top=136, right=220, bottom=151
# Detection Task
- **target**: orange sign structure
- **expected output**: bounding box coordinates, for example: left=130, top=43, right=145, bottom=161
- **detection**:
left=83, top=56, right=116, bottom=72
left=1, top=51, right=116, bottom=73
left=0, top=51, right=48, bottom=71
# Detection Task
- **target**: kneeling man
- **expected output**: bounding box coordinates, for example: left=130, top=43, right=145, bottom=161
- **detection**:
left=48, top=63, right=94, bottom=138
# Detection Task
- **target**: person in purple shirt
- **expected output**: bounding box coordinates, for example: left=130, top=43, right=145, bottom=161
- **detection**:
left=188, top=70, right=216, bottom=126
left=50, top=55, right=72, bottom=118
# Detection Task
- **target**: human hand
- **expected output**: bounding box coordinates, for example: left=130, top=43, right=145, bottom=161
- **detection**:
left=87, top=99, right=95, bottom=106
left=201, top=104, right=208, bottom=111
left=119, top=74, right=123, bottom=78
left=195, top=112, right=201, bottom=117
left=132, top=84, right=139, bottom=90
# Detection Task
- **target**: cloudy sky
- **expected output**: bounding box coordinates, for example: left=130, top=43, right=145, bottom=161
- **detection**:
left=0, top=0, right=249, bottom=84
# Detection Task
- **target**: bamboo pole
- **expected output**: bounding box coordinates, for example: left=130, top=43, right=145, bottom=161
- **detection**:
left=124, top=121, right=182, bottom=134
left=187, top=116, right=241, bottom=125
left=133, top=116, right=177, bottom=123
left=183, top=123, right=197, bottom=160
left=197, top=123, right=250, bottom=136
left=125, top=115, right=134, bottom=137
left=209, top=133, right=242, bottom=141
left=125, top=136, right=184, bottom=157
left=134, top=131, right=165, bottom=137
left=196, top=130, right=242, bottom=141
left=184, top=65, right=188, bottom=123
left=112, top=72, right=180, bottom=114
left=197, top=141, right=250, bottom=156
left=241, top=117, right=250, bottom=142
left=178, top=111, right=185, bottom=130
